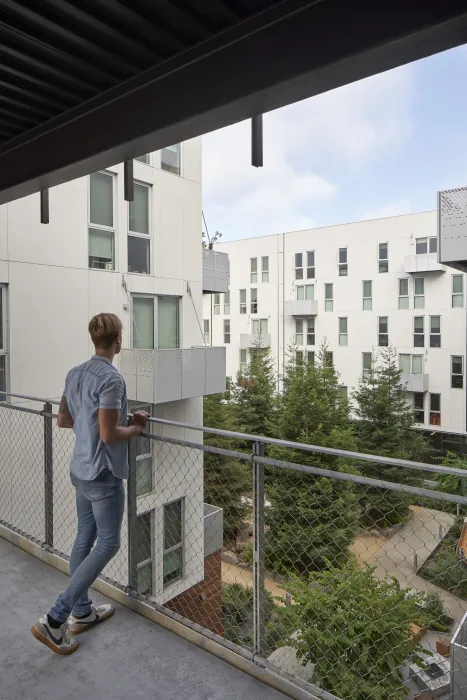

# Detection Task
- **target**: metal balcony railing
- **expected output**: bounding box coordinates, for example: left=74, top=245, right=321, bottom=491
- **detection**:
left=1, top=391, right=467, bottom=700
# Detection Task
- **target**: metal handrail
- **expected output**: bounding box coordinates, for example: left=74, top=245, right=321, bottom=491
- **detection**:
left=3, top=390, right=467, bottom=479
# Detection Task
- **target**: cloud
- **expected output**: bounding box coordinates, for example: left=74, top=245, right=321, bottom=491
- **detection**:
left=363, top=199, right=412, bottom=220
left=202, top=65, right=414, bottom=241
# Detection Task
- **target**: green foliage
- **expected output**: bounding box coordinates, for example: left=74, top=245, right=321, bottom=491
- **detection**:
left=435, top=452, right=467, bottom=515
left=221, top=583, right=276, bottom=647
left=280, top=562, right=426, bottom=700
left=420, top=517, right=467, bottom=600
left=230, top=342, right=277, bottom=438
left=202, top=229, right=222, bottom=249
left=203, top=393, right=250, bottom=539
left=352, top=347, right=427, bottom=527
left=265, top=342, right=361, bottom=575
left=414, top=591, right=453, bottom=633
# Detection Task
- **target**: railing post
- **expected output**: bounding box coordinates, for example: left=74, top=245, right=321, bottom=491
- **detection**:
left=43, top=401, right=53, bottom=547
left=252, top=440, right=265, bottom=656
left=127, top=427, right=138, bottom=592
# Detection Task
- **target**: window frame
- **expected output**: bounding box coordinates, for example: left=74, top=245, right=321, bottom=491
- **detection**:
left=378, top=242, right=388, bottom=273
left=296, top=350, right=304, bottom=363
left=307, top=351, right=315, bottom=364
left=451, top=355, right=464, bottom=389
left=415, top=237, right=428, bottom=255
left=306, top=250, right=315, bottom=279
left=362, top=352, right=372, bottom=380
left=135, top=510, right=154, bottom=596
left=88, top=170, right=116, bottom=271
left=129, top=401, right=153, bottom=497
left=161, top=143, right=181, bottom=176
left=250, top=257, right=258, bottom=283
left=295, top=318, right=304, bottom=346
left=131, top=294, right=181, bottom=350
left=240, top=289, right=247, bottom=314
left=429, top=393, right=441, bottom=426
left=429, top=315, right=441, bottom=348
left=261, top=256, right=269, bottom=282
left=203, top=319, right=210, bottom=345
left=163, top=498, right=185, bottom=589
left=414, top=392, right=425, bottom=424
left=295, top=253, right=303, bottom=280
left=252, top=318, right=268, bottom=336
left=398, top=278, right=409, bottom=309
left=250, top=288, right=258, bottom=314
left=240, top=349, right=248, bottom=373
left=134, top=154, right=150, bottom=164
left=378, top=316, right=388, bottom=347
left=223, top=291, right=230, bottom=315
left=399, top=354, right=423, bottom=375
left=296, top=284, right=314, bottom=301
left=324, top=283, right=333, bottom=311
left=213, top=293, right=220, bottom=315
left=306, top=318, right=315, bottom=346
left=128, top=180, right=151, bottom=275
left=414, top=277, right=425, bottom=309
left=362, top=280, right=372, bottom=310
left=452, top=275, right=464, bottom=308
left=223, top=319, right=231, bottom=344
left=338, top=317, right=348, bottom=346
left=338, top=247, right=348, bottom=276
left=413, top=316, right=424, bottom=348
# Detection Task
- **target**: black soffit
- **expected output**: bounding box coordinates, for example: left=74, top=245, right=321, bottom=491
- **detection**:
left=0, top=0, right=467, bottom=204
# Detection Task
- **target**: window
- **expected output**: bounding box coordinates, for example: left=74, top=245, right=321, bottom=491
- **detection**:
left=378, top=317, right=388, bottom=346
left=262, top=257, right=269, bottom=282
left=250, top=258, right=258, bottom=283
left=135, top=154, right=149, bottom=164
left=307, top=251, right=315, bottom=279
left=213, top=294, right=220, bottom=315
left=129, top=401, right=152, bottom=496
left=296, top=284, right=314, bottom=301
left=363, top=281, right=372, bottom=310
left=295, top=319, right=303, bottom=345
left=307, top=318, right=315, bottom=346
left=128, top=182, right=150, bottom=274
left=224, top=292, right=230, bottom=315
left=452, top=356, right=464, bottom=389
left=163, top=500, right=184, bottom=588
left=307, top=351, right=315, bottom=364
left=295, top=253, right=303, bottom=280
left=416, top=237, right=437, bottom=254
left=132, top=296, right=180, bottom=350
left=135, top=512, right=153, bottom=596
left=398, top=278, right=409, bottom=309
left=240, top=349, right=248, bottom=373
left=429, top=394, right=441, bottom=426
left=339, top=317, right=348, bottom=346
left=378, top=242, right=388, bottom=273
left=161, top=144, right=180, bottom=175
left=325, top=283, right=333, bottom=311
left=452, top=275, right=464, bottom=308
left=224, top=320, right=230, bottom=344
left=430, top=316, right=441, bottom=348
left=414, top=393, right=425, bottom=423
left=250, top=288, right=258, bottom=314
left=89, top=171, right=115, bottom=270
left=399, top=354, right=423, bottom=375
left=414, top=277, right=425, bottom=308
left=362, top=352, right=372, bottom=380
left=203, top=319, right=210, bottom=345
left=413, top=316, right=424, bottom=348
left=240, top=289, right=247, bottom=314
left=0, top=286, right=6, bottom=401
left=338, top=386, right=348, bottom=399
left=338, top=248, right=348, bottom=276
left=252, top=319, right=268, bottom=336
left=324, top=351, right=333, bottom=367
left=296, top=350, right=304, bottom=363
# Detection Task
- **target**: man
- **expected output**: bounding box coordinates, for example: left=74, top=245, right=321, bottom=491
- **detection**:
left=31, top=313, right=147, bottom=655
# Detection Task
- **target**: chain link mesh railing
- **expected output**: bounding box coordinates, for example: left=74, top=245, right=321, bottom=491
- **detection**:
left=1, top=395, right=467, bottom=700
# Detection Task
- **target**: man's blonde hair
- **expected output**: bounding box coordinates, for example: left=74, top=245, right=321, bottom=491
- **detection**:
left=88, top=313, right=122, bottom=350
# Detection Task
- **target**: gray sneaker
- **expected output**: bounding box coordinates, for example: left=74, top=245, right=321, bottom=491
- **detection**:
left=31, top=616, right=79, bottom=655
left=68, top=604, right=115, bottom=635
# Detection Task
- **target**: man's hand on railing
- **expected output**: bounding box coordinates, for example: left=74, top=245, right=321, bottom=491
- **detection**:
left=131, top=411, right=149, bottom=434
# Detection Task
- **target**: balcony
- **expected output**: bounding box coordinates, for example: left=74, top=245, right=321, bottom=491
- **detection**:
left=404, top=253, right=444, bottom=274
left=284, top=299, right=318, bottom=317
left=203, top=249, right=229, bottom=294
left=400, top=372, right=429, bottom=392
left=240, top=333, right=271, bottom=349
left=120, top=347, right=226, bottom=404
left=204, top=503, right=223, bottom=558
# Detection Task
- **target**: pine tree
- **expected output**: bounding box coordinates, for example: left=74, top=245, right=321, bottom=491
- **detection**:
left=352, top=346, right=427, bottom=527
left=203, top=393, right=250, bottom=540
left=265, top=342, right=361, bottom=576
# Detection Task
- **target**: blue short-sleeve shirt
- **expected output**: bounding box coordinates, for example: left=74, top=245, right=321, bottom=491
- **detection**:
left=64, top=356, right=128, bottom=480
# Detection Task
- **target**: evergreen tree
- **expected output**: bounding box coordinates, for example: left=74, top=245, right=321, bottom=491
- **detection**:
left=352, top=346, right=427, bottom=527
left=230, top=340, right=277, bottom=438
left=203, top=393, right=250, bottom=540
left=265, top=342, right=361, bottom=576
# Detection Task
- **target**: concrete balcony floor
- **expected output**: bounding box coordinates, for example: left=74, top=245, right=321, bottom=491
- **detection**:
left=0, top=538, right=288, bottom=700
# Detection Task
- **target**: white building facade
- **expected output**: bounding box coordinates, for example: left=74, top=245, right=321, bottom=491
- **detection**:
left=204, top=211, right=467, bottom=437
left=0, top=139, right=225, bottom=607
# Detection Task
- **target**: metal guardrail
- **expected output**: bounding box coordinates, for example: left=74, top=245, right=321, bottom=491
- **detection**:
left=1, top=391, right=467, bottom=700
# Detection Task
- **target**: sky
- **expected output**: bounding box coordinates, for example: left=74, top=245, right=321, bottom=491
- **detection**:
left=202, top=43, right=467, bottom=243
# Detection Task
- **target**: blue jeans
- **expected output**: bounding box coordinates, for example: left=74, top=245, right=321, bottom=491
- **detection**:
left=49, top=469, right=125, bottom=622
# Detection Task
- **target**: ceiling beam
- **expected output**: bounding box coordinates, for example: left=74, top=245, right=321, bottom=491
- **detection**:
left=1, top=0, right=467, bottom=204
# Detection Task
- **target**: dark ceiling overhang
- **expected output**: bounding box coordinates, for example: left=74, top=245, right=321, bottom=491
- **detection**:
left=1, top=0, right=467, bottom=205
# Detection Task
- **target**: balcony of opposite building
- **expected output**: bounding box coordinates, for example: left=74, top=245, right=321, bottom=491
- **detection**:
left=240, top=333, right=272, bottom=349
left=203, top=250, right=229, bottom=294
left=405, top=253, right=444, bottom=274
left=400, top=372, right=429, bottom=393
left=120, top=347, right=226, bottom=404
left=284, top=300, right=319, bottom=317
